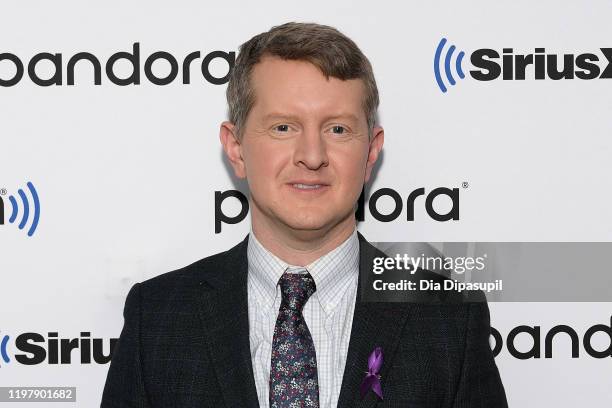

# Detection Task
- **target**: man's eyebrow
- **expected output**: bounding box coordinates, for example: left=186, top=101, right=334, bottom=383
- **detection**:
left=262, top=113, right=301, bottom=122
left=324, top=113, right=361, bottom=123
left=262, top=112, right=362, bottom=123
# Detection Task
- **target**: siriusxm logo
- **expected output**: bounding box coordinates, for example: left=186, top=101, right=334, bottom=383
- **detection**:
left=0, top=331, right=116, bottom=366
left=0, top=181, right=40, bottom=237
left=434, top=37, right=612, bottom=93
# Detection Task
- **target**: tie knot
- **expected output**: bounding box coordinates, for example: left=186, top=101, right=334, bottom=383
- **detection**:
left=279, top=269, right=316, bottom=310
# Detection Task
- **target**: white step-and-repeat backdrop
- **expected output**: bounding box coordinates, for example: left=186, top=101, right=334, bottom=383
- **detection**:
left=1, top=1, right=611, bottom=406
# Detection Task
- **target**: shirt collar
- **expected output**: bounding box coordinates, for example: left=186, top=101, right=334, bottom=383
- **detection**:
left=247, top=228, right=359, bottom=317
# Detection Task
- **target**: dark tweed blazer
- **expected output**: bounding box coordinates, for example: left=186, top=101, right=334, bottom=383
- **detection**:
left=101, top=232, right=508, bottom=407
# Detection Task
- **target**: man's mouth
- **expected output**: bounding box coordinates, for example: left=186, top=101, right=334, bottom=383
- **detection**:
left=292, top=183, right=323, bottom=190
left=287, top=181, right=330, bottom=192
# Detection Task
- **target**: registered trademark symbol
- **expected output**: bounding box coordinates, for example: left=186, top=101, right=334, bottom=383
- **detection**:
left=462, top=182, right=469, bottom=189
left=0, top=188, right=6, bottom=195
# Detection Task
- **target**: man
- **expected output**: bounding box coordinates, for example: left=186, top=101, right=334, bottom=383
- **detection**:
left=101, top=22, right=507, bottom=407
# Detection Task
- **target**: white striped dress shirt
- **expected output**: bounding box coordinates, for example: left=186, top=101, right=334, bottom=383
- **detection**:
left=247, top=228, right=360, bottom=408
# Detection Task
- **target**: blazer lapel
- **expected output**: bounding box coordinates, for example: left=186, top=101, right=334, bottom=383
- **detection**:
left=196, top=235, right=260, bottom=408
left=337, top=233, right=411, bottom=408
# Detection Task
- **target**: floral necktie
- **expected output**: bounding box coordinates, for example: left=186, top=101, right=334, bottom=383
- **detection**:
left=269, top=269, right=319, bottom=407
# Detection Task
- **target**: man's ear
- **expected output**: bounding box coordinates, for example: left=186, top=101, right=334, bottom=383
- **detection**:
left=364, top=125, right=384, bottom=183
left=219, top=121, right=247, bottom=179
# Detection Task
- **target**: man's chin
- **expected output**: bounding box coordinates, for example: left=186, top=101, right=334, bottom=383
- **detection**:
left=277, top=214, right=334, bottom=233
left=279, top=213, right=353, bottom=237
left=282, top=219, right=329, bottom=233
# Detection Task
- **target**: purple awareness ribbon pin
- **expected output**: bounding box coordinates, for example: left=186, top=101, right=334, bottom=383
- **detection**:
left=360, top=346, right=383, bottom=399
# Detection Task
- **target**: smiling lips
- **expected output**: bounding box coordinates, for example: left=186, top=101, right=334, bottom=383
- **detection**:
left=288, top=181, right=330, bottom=191
left=293, top=183, right=322, bottom=189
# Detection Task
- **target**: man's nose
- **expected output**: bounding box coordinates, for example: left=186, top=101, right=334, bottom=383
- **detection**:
left=293, top=128, right=329, bottom=170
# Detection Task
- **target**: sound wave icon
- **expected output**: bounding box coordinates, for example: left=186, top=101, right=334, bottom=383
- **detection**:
left=0, top=182, right=40, bottom=237
left=434, top=38, right=466, bottom=93
left=0, top=333, right=10, bottom=366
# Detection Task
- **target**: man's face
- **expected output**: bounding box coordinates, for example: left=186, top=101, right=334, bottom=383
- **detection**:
left=222, top=55, right=383, bottom=236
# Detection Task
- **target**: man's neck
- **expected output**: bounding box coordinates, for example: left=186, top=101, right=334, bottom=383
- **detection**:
left=251, top=215, right=356, bottom=266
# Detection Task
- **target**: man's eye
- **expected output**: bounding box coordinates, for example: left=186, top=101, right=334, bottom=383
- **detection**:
left=331, top=125, right=346, bottom=134
left=274, top=124, right=290, bottom=132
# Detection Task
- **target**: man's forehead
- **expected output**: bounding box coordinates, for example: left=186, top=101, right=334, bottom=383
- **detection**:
left=249, top=56, right=367, bottom=116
